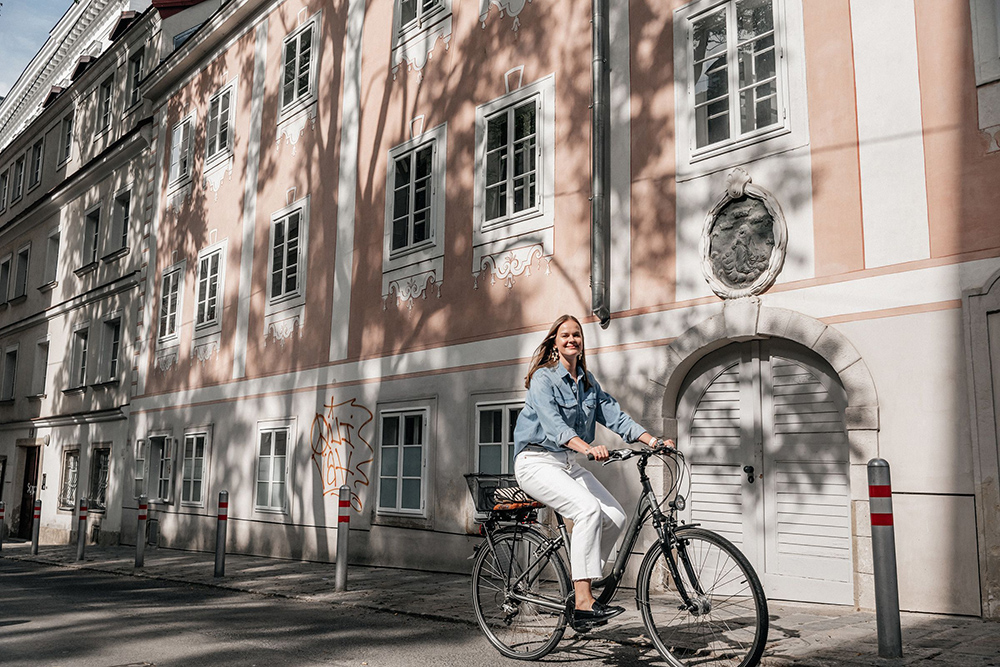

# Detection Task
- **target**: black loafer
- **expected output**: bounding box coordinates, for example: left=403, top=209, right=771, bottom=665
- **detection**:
left=573, top=600, right=625, bottom=623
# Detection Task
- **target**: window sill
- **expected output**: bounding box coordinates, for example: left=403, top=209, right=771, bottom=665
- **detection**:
left=277, top=97, right=318, bottom=127
left=90, top=379, right=120, bottom=389
left=38, top=280, right=57, bottom=293
left=102, top=246, right=129, bottom=263
left=204, top=151, right=234, bottom=173
left=8, top=293, right=26, bottom=306
left=0, top=398, right=14, bottom=406
left=27, top=393, right=46, bottom=400
left=481, top=207, right=543, bottom=235
left=27, top=181, right=41, bottom=194
left=167, top=177, right=192, bottom=193
left=253, top=507, right=288, bottom=516
left=74, top=262, right=98, bottom=277
left=62, top=386, right=87, bottom=395
left=372, top=511, right=432, bottom=530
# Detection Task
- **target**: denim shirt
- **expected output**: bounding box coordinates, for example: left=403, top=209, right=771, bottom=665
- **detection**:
left=513, top=363, right=646, bottom=458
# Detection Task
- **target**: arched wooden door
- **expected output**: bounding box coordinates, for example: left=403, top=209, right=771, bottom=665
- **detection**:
left=677, top=339, right=853, bottom=605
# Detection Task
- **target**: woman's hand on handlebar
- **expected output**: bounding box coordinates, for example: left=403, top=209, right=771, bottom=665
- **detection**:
left=653, top=438, right=677, bottom=453
left=585, top=444, right=610, bottom=461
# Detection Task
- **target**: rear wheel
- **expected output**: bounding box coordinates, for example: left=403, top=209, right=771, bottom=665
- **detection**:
left=637, top=527, right=768, bottom=667
left=472, top=526, right=571, bottom=660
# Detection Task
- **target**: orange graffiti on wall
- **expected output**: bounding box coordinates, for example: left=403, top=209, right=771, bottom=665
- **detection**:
left=310, top=396, right=374, bottom=511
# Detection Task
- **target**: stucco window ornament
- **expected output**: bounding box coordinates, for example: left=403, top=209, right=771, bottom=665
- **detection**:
left=384, top=270, right=441, bottom=310
left=155, top=349, right=178, bottom=372
left=277, top=107, right=317, bottom=154
left=474, top=243, right=550, bottom=290
left=192, top=337, right=221, bottom=363
left=265, top=312, right=303, bottom=346
left=480, top=0, right=532, bottom=32
left=202, top=156, right=234, bottom=199
left=391, top=4, right=452, bottom=80
left=700, top=167, right=787, bottom=299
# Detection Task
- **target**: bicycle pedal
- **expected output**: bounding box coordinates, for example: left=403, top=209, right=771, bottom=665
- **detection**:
left=570, top=617, right=610, bottom=633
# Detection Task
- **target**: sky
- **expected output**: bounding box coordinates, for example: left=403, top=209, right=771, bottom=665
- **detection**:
left=0, top=0, right=75, bottom=99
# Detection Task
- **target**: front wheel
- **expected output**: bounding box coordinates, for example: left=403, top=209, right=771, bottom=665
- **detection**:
left=637, top=527, right=768, bottom=667
left=472, top=526, right=571, bottom=660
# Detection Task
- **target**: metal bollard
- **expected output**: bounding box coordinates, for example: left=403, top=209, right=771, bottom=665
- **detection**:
left=135, top=495, right=147, bottom=568
left=30, top=499, right=41, bottom=555
left=214, top=490, right=228, bottom=578
left=335, top=485, right=350, bottom=592
left=0, top=501, right=5, bottom=552
left=868, top=459, right=902, bottom=658
left=76, top=498, right=88, bottom=560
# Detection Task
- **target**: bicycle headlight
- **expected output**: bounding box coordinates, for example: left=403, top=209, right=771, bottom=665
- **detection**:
left=670, top=495, right=686, bottom=511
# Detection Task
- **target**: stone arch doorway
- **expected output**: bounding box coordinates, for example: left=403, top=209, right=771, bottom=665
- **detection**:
left=643, top=298, right=880, bottom=607
left=678, top=338, right=852, bottom=604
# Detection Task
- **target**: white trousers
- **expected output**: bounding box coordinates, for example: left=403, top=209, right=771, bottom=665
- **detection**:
left=514, top=449, right=626, bottom=581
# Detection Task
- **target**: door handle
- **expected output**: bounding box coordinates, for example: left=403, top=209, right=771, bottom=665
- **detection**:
left=743, top=465, right=755, bottom=484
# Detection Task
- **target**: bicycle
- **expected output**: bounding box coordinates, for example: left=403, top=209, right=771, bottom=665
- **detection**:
left=465, top=445, right=768, bottom=666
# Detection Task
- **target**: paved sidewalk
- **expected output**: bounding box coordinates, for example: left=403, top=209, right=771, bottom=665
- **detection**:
left=2, top=539, right=998, bottom=666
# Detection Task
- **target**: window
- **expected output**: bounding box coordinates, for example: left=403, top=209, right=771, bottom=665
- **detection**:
left=32, top=340, right=48, bottom=396
left=269, top=208, right=302, bottom=302
left=60, top=114, right=73, bottom=164
left=59, top=450, right=80, bottom=509
left=88, top=447, right=111, bottom=511
left=255, top=425, right=289, bottom=511
left=158, top=266, right=182, bottom=340
left=206, top=87, right=233, bottom=162
left=378, top=409, right=426, bottom=514
left=389, top=143, right=434, bottom=253
left=11, top=156, right=24, bottom=202
left=0, top=255, right=11, bottom=304
left=43, top=229, right=60, bottom=285
left=28, top=140, right=43, bottom=189
left=182, top=431, right=208, bottom=505
left=148, top=436, right=174, bottom=503
left=72, top=327, right=89, bottom=388
left=280, top=19, right=318, bottom=112
left=168, top=118, right=193, bottom=185
left=476, top=402, right=523, bottom=474
left=12, top=245, right=29, bottom=299
left=100, top=316, right=122, bottom=382
left=0, top=169, right=7, bottom=212
left=195, top=247, right=223, bottom=328
left=98, top=77, right=113, bottom=132
left=484, top=99, right=539, bottom=225
left=83, top=207, right=100, bottom=266
left=1, top=346, right=17, bottom=401
left=113, top=191, right=131, bottom=252
left=133, top=439, right=145, bottom=499
left=128, top=49, right=144, bottom=107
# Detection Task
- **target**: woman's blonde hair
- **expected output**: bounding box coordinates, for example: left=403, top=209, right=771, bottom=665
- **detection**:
left=524, top=314, right=591, bottom=389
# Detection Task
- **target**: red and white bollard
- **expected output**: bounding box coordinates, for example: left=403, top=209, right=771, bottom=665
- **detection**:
left=868, top=458, right=902, bottom=658
left=0, top=500, right=5, bottom=551
left=135, top=495, right=148, bottom=568
left=76, top=498, right=88, bottom=561
left=30, top=499, right=41, bottom=555
left=214, top=490, right=228, bottom=578
left=335, top=485, right=350, bottom=592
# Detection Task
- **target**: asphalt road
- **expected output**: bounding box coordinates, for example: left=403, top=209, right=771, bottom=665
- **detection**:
left=0, top=559, right=661, bottom=667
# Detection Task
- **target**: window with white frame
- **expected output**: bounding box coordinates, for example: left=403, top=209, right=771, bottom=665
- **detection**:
left=28, top=139, right=43, bottom=189
left=59, top=449, right=80, bottom=509
left=43, top=229, right=60, bottom=285
left=12, top=245, right=29, bottom=299
left=97, top=77, right=114, bottom=133
left=0, top=169, right=8, bottom=212
left=133, top=439, right=145, bottom=499
left=83, top=207, right=100, bottom=266
left=127, top=49, right=144, bottom=107
left=88, top=446, right=111, bottom=511
left=113, top=191, right=131, bottom=252
left=1, top=346, right=17, bottom=401
left=255, top=424, right=290, bottom=512
left=100, top=316, right=122, bottom=382
left=168, top=117, right=193, bottom=186
left=195, top=245, right=224, bottom=329
left=158, top=265, right=183, bottom=341
left=71, top=327, right=89, bottom=388
left=11, top=156, right=24, bottom=202
left=269, top=205, right=304, bottom=303
left=148, top=435, right=174, bottom=503
left=472, top=75, right=555, bottom=267
left=476, top=401, right=523, bottom=475
left=60, top=114, right=73, bottom=164
left=280, top=17, right=319, bottom=114
left=387, top=137, right=437, bottom=254
left=378, top=408, right=427, bottom=515
left=32, top=339, right=48, bottom=396
left=0, top=255, right=11, bottom=304
left=206, top=86, right=233, bottom=163
left=181, top=430, right=209, bottom=506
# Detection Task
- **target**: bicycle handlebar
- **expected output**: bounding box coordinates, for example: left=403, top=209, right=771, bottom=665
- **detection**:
left=587, top=441, right=678, bottom=462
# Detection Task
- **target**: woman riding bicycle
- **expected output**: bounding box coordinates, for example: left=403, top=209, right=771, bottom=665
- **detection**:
left=512, top=314, right=673, bottom=625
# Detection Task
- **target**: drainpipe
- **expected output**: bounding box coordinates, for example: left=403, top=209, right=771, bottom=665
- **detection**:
left=591, top=0, right=612, bottom=329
